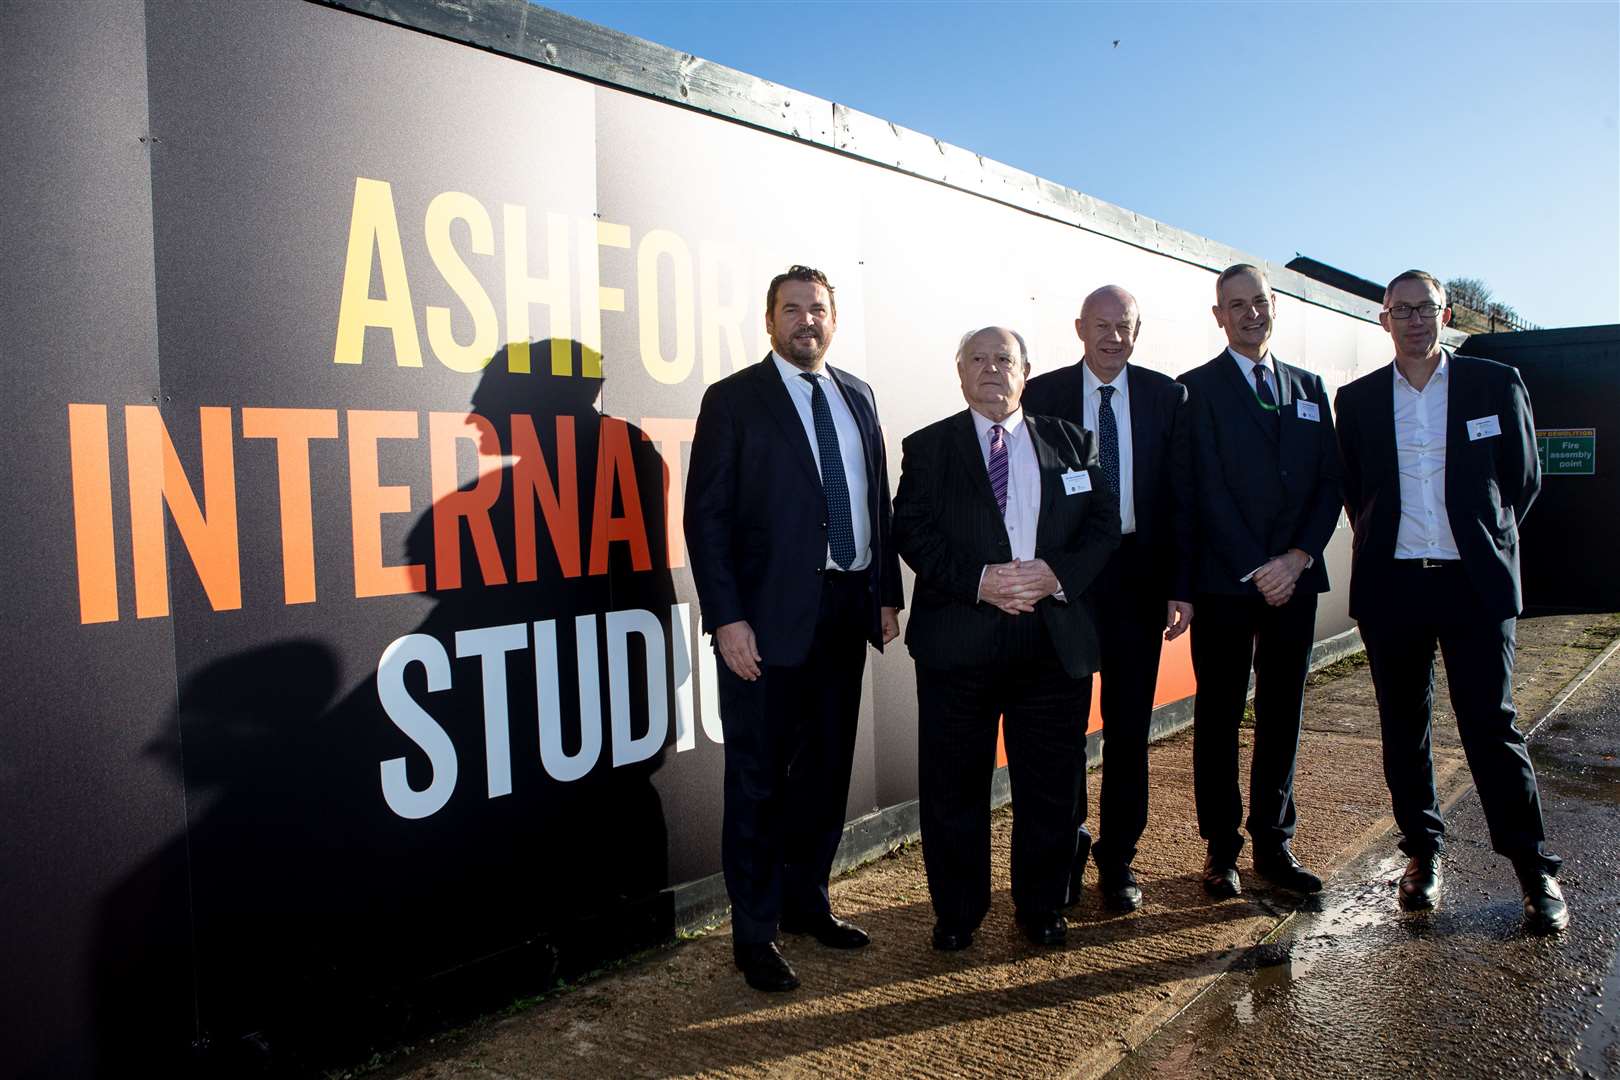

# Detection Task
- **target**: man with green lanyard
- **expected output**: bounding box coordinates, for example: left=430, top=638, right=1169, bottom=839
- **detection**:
left=1176, top=264, right=1343, bottom=899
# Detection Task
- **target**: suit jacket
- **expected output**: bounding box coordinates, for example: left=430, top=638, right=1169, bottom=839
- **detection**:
left=1022, top=361, right=1194, bottom=601
left=684, top=354, right=904, bottom=667
left=1177, top=351, right=1342, bottom=596
left=1334, top=351, right=1540, bottom=621
left=892, top=410, right=1121, bottom=680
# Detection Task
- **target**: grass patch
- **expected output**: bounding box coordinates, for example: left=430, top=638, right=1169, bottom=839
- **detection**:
left=1306, top=650, right=1369, bottom=687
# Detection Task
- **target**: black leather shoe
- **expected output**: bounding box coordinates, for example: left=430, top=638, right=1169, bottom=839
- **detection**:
left=779, top=912, right=871, bottom=949
left=1201, top=856, right=1241, bottom=898
left=931, top=923, right=974, bottom=951
left=733, top=942, right=800, bottom=992
left=1398, top=854, right=1441, bottom=911
left=1014, top=910, right=1067, bottom=947
left=1065, top=829, right=1094, bottom=907
left=1099, top=864, right=1143, bottom=912
left=1516, top=865, right=1569, bottom=934
left=1253, top=847, right=1323, bottom=894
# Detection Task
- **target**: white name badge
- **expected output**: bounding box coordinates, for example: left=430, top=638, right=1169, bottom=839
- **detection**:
left=1296, top=400, right=1320, bottom=422
left=1062, top=469, right=1092, bottom=495
left=1467, top=414, right=1503, bottom=440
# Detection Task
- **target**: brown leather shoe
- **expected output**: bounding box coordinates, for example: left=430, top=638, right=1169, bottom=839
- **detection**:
left=1398, top=854, right=1441, bottom=911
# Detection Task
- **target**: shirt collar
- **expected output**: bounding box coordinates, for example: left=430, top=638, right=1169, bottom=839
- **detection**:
left=970, top=406, right=1025, bottom=441
left=1082, top=359, right=1129, bottom=400
left=1227, top=346, right=1274, bottom=380
left=772, top=351, right=826, bottom=385
left=1393, top=349, right=1450, bottom=392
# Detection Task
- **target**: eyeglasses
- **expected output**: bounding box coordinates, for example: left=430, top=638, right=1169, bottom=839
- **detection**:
left=1384, top=302, right=1442, bottom=320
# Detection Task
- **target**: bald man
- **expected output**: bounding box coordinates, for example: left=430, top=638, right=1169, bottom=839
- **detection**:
left=894, top=327, right=1119, bottom=949
left=1023, top=286, right=1193, bottom=912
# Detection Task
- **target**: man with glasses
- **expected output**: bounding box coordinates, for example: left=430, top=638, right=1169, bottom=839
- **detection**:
left=1177, top=264, right=1341, bottom=899
left=1334, top=269, right=1565, bottom=932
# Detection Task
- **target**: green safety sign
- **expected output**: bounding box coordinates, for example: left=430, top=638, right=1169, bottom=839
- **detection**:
left=1536, top=428, right=1597, bottom=476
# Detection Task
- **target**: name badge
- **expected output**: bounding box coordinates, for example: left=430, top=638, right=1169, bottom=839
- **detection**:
left=1468, top=414, right=1503, bottom=441
left=1296, top=400, right=1320, bottom=422
left=1062, top=469, right=1092, bottom=495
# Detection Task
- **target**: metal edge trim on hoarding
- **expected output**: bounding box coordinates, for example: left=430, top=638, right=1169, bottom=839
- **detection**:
left=308, top=0, right=1443, bottom=337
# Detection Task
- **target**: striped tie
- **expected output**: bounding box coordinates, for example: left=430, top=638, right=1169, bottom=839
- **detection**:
left=989, top=424, right=1008, bottom=517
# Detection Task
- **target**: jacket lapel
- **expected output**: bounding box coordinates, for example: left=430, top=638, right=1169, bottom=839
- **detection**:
left=1214, top=352, right=1279, bottom=445
left=827, top=364, right=877, bottom=491
left=747, top=354, right=821, bottom=487
left=1125, top=365, right=1154, bottom=508
left=950, top=411, right=1001, bottom=518
left=1028, top=416, right=1063, bottom=535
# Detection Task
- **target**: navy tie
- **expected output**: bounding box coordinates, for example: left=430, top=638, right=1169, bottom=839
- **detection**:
left=801, top=373, right=856, bottom=569
left=1097, top=384, right=1120, bottom=495
left=1253, top=364, right=1277, bottom=409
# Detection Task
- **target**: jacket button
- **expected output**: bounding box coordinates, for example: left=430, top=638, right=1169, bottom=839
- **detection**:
left=820, top=522, right=828, bottom=529
left=814, top=566, right=822, bottom=575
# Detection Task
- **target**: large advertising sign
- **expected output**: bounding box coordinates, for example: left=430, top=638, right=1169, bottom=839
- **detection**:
left=3, top=0, right=1395, bottom=1072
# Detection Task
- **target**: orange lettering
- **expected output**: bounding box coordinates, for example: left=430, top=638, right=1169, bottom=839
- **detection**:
left=68, top=404, right=119, bottom=624
left=588, top=418, right=652, bottom=575
left=241, top=408, right=340, bottom=604
left=125, top=405, right=241, bottom=618
left=639, top=416, right=693, bottom=569
left=428, top=411, right=508, bottom=590
left=347, top=410, right=426, bottom=598
left=511, top=414, right=581, bottom=580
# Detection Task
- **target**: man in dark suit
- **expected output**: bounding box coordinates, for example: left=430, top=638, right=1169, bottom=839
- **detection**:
left=1178, top=263, right=1341, bottom=898
left=1335, top=269, right=1565, bottom=932
left=1023, top=285, right=1193, bottom=912
left=685, top=265, right=904, bottom=991
left=894, top=326, right=1119, bottom=950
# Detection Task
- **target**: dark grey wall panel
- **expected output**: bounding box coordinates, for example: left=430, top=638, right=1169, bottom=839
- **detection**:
left=0, top=1, right=190, bottom=1075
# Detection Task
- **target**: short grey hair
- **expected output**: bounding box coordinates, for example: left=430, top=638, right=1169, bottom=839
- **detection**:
left=955, top=326, right=1030, bottom=367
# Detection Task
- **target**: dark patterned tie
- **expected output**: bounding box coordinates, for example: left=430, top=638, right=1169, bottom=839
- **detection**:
left=800, top=373, right=856, bottom=569
left=988, top=424, right=1009, bottom=517
left=1097, top=384, right=1120, bottom=495
left=1253, top=363, right=1277, bottom=409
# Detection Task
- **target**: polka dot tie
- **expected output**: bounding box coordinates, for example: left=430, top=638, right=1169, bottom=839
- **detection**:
left=1097, top=384, right=1120, bottom=496
left=801, top=373, right=856, bottom=569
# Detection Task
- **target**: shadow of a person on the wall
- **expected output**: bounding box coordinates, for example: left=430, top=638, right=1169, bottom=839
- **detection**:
left=88, top=639, right=342, bottom=1078
left=170, top=341, right=680, bottom=1071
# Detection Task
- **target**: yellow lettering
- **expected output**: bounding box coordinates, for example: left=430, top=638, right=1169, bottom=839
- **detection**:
left=503, top=205, right=572, bottom=376
left=579, top=219, right=630, bottom=380
left=424, top=191, right=499, bottom=373
left=637, top=228, right=696, bottom=385
left=333, top=177, right=422, bottom=367
left=700, top=243, right=749, bottom=383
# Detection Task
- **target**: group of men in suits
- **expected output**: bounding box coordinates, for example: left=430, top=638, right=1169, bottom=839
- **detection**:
left=684, top=262, right=1566, bottom=995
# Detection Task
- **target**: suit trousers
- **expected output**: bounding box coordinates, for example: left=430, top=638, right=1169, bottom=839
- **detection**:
left=918, top=617, right=1092, bottom=932
left=717, top=569, right=870, bottom=946
left=1359, top=560, right=1558, bottom=874
left=1190, top=588, right=1318, bottom=861
left=1085, top=536, right=1169, bottom=872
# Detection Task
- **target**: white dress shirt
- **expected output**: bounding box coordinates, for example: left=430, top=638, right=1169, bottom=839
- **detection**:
left=970, top=407, right=1064, bottom=601
left=1392, top=353, right=1460, bottom=560
left=1082, top=361, right=1136, bottom=534
left=772, top=352, right=872, bottom=571
left=1228, top=346, right=1276, bottom=402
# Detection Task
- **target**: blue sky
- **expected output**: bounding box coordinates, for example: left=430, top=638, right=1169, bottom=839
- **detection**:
left=543, top=0, right=1619, bottom=329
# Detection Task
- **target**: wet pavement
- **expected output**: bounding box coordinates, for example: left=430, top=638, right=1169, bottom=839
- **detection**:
left=1112, top=632, right=1620, bottom=1080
